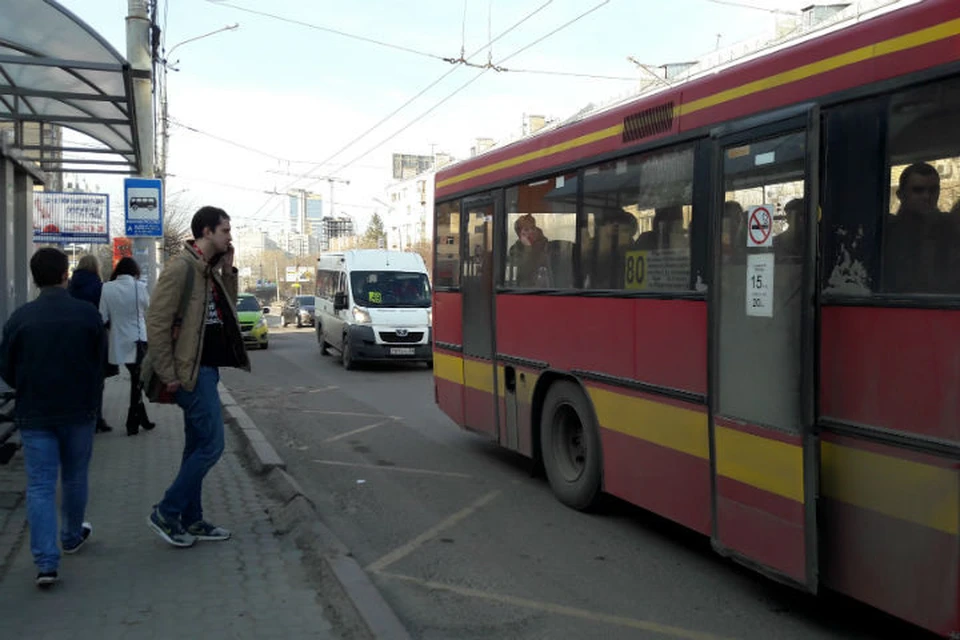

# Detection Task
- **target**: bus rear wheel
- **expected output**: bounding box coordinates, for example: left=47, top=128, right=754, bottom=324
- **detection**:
left=540, top=381, right=602, bottom=511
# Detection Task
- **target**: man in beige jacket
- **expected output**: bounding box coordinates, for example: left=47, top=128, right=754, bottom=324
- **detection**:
left=146, top=206, right=250, bottom=548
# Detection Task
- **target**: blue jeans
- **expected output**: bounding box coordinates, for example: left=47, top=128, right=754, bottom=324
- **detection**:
left=158, top=367, right=224, bottom=526
left=20, top=420, right=96, bottom=573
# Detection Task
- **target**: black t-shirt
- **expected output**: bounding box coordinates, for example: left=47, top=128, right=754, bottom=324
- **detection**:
left=200, top=281, right=236, bottom=367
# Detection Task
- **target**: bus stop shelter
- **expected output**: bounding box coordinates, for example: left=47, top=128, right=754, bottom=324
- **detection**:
left=0, top=1, right=142, bottom=322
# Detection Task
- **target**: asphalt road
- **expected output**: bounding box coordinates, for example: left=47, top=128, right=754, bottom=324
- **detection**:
left=221, top=323, right=932, bottom=640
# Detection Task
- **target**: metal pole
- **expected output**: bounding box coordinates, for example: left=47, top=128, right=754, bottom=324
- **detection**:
left=126, top=0, right=158, bottom=290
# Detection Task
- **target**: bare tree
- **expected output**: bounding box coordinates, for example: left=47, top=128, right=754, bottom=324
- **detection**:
left=162, top=201, right=193, bottom=259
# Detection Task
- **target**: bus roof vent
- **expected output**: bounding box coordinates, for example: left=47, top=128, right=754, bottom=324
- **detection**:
left=622, top=101, right=674, bottom=143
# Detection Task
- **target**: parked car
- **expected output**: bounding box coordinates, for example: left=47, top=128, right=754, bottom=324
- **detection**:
left=237, top=293, right=270, bottom=349
left=281, top=295, right=315, bottom=328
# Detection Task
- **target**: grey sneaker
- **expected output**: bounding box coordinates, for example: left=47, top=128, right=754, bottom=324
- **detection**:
left=148, top=506, right=196, bottom=548
left=63, top=522, right=92, bottom=554
left=186, top=520, right=231, bottom=541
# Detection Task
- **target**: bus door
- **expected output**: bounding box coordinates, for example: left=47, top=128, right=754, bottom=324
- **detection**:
left=710, top=108, right=819, bottom=591
left=461, top=197, right=499, bottom=440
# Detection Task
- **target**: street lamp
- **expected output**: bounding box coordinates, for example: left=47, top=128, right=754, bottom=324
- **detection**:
left=157, top=23, right=240, bottom=180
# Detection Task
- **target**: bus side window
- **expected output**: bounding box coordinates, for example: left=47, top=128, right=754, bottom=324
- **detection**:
left=582, top=145, right=694, bottom=292
left=882, top=78, right=960, bottom=296
left=503, top=173, right=577, bottom=289
left=434, top=200, right=461, bottom=288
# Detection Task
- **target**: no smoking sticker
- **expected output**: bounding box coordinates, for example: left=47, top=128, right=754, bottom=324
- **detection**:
left=746, top=205, right=773, bottom=248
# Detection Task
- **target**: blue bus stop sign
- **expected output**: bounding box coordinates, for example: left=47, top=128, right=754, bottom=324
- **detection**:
left=124, top=177, right=163, bottom=237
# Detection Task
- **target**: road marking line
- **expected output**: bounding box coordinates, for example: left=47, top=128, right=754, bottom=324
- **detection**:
left=323, top=420, right=394, bottom=443
left=366, top=491, right=500, bottom=573
left=300, top=410, right=391, bottom=418
left=377, top=572, right=733, bottom=640
left=313, top=460, right=473, bottom=479
left=308, top=385, right=339, bottom=394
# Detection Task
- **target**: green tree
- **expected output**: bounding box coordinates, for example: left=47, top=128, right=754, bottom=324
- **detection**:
left=363, top=213, right=387, bottom=248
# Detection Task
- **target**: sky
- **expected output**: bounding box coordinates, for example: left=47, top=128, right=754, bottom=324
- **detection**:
left=54, top=0, right=821, bottom=234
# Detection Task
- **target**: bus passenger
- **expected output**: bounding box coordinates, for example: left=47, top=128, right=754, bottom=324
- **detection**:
left=722, top=201, right=746, bottom=262
left=776, top=198, right=804, bottom=257
left=636, top=206, right=684, bottom=251
left=883, top=162, right=941, bottom=292
left=508, top=214, right=550, bottom=287
left=586, top=209, right=637, bottom=288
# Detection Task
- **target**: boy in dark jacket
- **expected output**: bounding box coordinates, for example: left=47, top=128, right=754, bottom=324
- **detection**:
left=0, top=248, right=105, bottom=588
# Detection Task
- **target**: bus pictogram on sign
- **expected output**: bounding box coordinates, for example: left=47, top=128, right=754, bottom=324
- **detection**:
left=747, top=205, right=773, bottom=247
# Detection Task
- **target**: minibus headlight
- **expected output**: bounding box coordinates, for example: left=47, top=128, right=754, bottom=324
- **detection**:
left=352, top=306, right=372, bottom=324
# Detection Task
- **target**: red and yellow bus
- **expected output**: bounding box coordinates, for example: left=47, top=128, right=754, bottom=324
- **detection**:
left=431, top=1, right=960, bottom=636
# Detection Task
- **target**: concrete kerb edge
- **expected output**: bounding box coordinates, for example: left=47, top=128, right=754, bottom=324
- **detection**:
left=218, top=381, right=412, bottom=640
left=0, top=499, right=26, bottom=581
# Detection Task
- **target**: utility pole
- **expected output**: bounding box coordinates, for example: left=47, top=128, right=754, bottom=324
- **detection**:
left=126, top=0, right=158, bottom=290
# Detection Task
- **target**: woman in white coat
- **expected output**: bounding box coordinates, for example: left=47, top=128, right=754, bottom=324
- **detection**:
left=100, top=257, right=155, bottom=436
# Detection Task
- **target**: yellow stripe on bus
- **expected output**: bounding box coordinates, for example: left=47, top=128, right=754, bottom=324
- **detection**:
left=463, top=358, right=496, bottom=394
left=588, top=387, right=709, bottom=461
left=436, top=124, right=624, bottom=190
left=821, top=441, right=959, bottom=535
left=715, top=427, right=804, bottom=503
left=436, top=17, right=960, bottom=192
left=433, top=352, right=464, bottom=386
left=677, top=18, right=960, bottom=118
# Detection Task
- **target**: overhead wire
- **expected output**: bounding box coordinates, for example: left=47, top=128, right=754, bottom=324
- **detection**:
left=323, top=0, right=613, bottom=179
left=250, top=0, right=557, bottom=213
left=206, top=1, right=448, bottom=61
left=202, top=0, right=608, bottom=218
left=167, top=118, right=386, bottom=169
left=494, top=68, right=637, bottom=81
left=290, top=0, right=556, bottom=190
left=461, top=0, right=469, bottom=59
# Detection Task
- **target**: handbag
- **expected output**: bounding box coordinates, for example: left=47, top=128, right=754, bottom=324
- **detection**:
left=141, top=259, right=194, bottom=404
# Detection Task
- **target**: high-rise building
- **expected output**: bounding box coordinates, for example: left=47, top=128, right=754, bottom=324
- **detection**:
left=288, top=191, right=323, bottom=235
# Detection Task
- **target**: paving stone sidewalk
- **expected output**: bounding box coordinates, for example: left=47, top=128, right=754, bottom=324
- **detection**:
left=0, top=374, right=337, bottom=640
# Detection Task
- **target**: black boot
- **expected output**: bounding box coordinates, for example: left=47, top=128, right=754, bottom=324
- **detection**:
left=126, top=408, right=139, bottom=436
left=138, top=403, right=156, bottom=431
left=96, top=418, right=113, bottom=434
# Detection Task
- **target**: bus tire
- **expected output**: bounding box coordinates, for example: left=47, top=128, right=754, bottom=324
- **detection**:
left=540, top=381, right=602, bottom=511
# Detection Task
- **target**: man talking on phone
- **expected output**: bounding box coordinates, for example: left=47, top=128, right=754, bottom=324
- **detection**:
left=145, top=206, right=249, bottom=547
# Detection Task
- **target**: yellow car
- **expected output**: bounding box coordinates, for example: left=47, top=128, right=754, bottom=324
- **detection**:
left=237, top=293, right=269, bottom=350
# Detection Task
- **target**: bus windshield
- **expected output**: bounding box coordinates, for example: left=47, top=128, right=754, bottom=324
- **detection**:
left=350, top=271, right=431, bottom=308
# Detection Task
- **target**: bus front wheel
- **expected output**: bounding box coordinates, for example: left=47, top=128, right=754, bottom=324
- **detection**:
left=540, top=381, right=602, bottom=511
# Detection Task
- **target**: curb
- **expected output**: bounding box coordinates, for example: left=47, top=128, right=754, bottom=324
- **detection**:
left=218, top=383, right=412, bottom=640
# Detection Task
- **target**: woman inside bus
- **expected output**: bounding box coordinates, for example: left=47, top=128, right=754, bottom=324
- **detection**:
left=508, top=213, right=551, bottom=287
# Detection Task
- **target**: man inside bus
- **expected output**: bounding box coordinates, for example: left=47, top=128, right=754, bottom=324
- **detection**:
left=883, top=162, right=943, bottom=292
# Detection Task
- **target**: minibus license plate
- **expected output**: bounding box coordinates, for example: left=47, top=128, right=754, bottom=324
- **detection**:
left=390, top=347, right=415, bottom=356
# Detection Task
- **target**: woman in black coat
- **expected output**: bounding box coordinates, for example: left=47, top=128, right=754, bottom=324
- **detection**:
left=68, top=255, right=112, bottom=433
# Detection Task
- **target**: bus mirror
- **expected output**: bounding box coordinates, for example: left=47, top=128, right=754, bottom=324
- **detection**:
left=334, top=292, right=348, bottom=310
